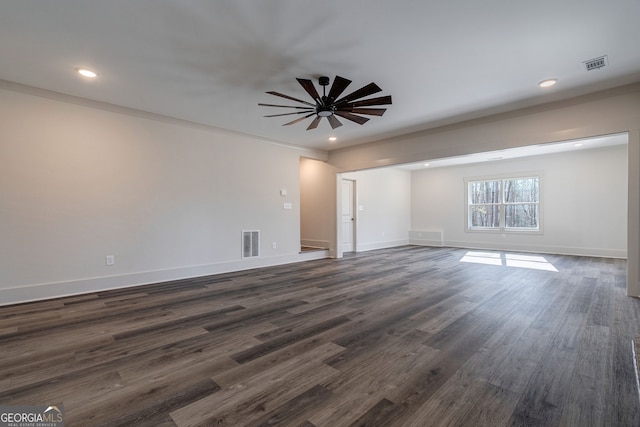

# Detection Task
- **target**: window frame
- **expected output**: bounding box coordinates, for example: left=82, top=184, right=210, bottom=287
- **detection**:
left=464, top=173, right=543, bottom=234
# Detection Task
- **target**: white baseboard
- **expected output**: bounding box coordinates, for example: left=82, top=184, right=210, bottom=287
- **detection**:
left=409, top=231, right=443, bottom=247
left=357, top=239, right=410, bottom=252
left=0, top=251, right=329, bottom=307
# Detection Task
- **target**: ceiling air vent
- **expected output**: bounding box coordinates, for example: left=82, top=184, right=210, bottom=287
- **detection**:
left=584, top=55, right=608, bottom=71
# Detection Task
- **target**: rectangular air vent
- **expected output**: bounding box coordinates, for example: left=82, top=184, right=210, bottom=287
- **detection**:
left=242, top=230, right=260, bottom=258
left=584, top=55, right=608, bottom=71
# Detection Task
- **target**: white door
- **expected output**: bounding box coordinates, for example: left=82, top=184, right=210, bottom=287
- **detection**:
left=341, top=179, right=355, bottom=252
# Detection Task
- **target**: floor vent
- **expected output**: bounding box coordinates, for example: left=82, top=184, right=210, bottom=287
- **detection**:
left=242, top=230, right=260, bottom=258
left=584, top=55, right=608, bottom=71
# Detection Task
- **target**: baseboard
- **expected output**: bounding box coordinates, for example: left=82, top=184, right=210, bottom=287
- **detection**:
left=0, top=251, right=329, bottom=307
left=357, top=239, right=410, bottom=252
left=409, top=231, right=443, bottom=247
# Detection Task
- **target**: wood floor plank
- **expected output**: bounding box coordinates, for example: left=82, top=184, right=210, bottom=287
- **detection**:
left=212, top=333, right=342, bottom=389
left=399, top=375, right=519, bottom=427
left=603, top=287, right=640, bottom=426
left=231, top=315, right=351, bottom=364
left=507, top=276, right=599, bottom=426
left=347, top=398, right=407, bottom=427
left=309, top=337, right=438, bottom=425
left=75, top=378, right=220, bottom=427
left=558, top=372, right=605, bottom=427
left=169, top=342, right=343, bottom=426
left=246, top=384, right=333, bottom=427
left=0, top=246, right=638, bottom=426
left=485, top=325, right=553, bottom=394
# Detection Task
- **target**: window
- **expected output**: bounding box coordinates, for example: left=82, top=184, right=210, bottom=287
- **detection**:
left=466, top=175, right=540, bottom=232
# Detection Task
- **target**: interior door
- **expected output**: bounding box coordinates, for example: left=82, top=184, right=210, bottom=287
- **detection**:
left=341, top=179, right=355, bottom=252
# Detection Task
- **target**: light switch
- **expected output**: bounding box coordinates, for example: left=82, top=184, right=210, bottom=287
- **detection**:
left=280, top=189, right=287, bottom=197
left=283, top=202, right=293, bottom=210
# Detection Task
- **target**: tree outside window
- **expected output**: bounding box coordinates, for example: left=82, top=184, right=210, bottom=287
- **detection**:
left=504, top=177, right=539, bottom=229
left=467, top=176, right=540, bottom=231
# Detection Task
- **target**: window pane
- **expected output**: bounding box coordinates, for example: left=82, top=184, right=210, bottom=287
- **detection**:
left=469, top=181, right=501, bottom=204
left=505, top=204, right=538, bottom=228
left=470, top=205, right=501, bottom=228
left=504, top=177, right=539, bottom=203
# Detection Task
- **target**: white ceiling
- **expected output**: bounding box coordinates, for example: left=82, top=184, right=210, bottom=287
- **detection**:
left=1, top=1, right=640, bottom=152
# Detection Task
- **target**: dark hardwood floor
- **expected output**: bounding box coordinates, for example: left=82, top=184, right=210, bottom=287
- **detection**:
left=1, top=246, right=639, bottom=426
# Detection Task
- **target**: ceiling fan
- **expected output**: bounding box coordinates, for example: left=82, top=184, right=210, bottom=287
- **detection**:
left=258, top=75, right=392, bottom=130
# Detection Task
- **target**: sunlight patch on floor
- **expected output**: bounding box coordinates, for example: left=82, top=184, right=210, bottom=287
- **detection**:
left=460, top=251, right=558, bottom=272
left=459, top=251, right=503, bottom=266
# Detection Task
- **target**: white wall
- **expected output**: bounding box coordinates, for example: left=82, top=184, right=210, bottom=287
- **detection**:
left=0, top=86, right=325, bottom=305
left=342, top=168, right=411, bottom=252
left=300, top=157, right=337, bottom=254
left=411, top=145, right=628, bottom=257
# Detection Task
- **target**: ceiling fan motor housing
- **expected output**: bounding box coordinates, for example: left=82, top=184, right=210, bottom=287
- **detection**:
left=317, top=105, right=334, bottom=117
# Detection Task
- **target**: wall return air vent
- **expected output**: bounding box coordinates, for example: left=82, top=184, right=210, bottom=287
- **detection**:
left=584, top=55, right=608, bottom=71
left=242, top=230, right=260, bottom=258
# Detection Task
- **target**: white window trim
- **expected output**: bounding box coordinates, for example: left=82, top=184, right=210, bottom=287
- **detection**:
left=464, top=172, right=544, bottom=235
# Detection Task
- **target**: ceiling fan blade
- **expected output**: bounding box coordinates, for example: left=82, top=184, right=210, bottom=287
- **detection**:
left=337, top=107, right=386, bottom=116
left=345, top=95, right=393, bottom=107
left=327, top=115, right=343, bottom=129
left=264, top=111, right=314, bottom=118
left=327, top=76, right=352, bottom=101
left=334, top=82, right=382, bottom=105
left=283, top=112, right=316, bottom=126
left=258, top=103, right=314, bottom=110
left=266, top=91, right=315, bottom=106
left=306, top=116, right=322, bottom=130
left=297, top=78, right=320, bottom=102
left=334, top=111, right=370, bottom=125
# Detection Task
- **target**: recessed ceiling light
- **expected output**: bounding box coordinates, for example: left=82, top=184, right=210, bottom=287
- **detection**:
left=423, top=163, right=430, bottom=167
left=328, top=136, right=337, bottom=142
left=77, top=68, right=97, bottom=78
left=538, top=78, right=557, bottom=88
left=574, top=142, right=583, bottom=147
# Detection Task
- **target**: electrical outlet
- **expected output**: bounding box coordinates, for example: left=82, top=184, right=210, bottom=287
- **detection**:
left=272, top=242, right=277, bottom=249
left=105, top=255, right=115, bottom=266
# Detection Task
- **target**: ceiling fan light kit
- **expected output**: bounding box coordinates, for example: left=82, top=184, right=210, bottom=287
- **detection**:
left=259, top=75, right=392, bottom=130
